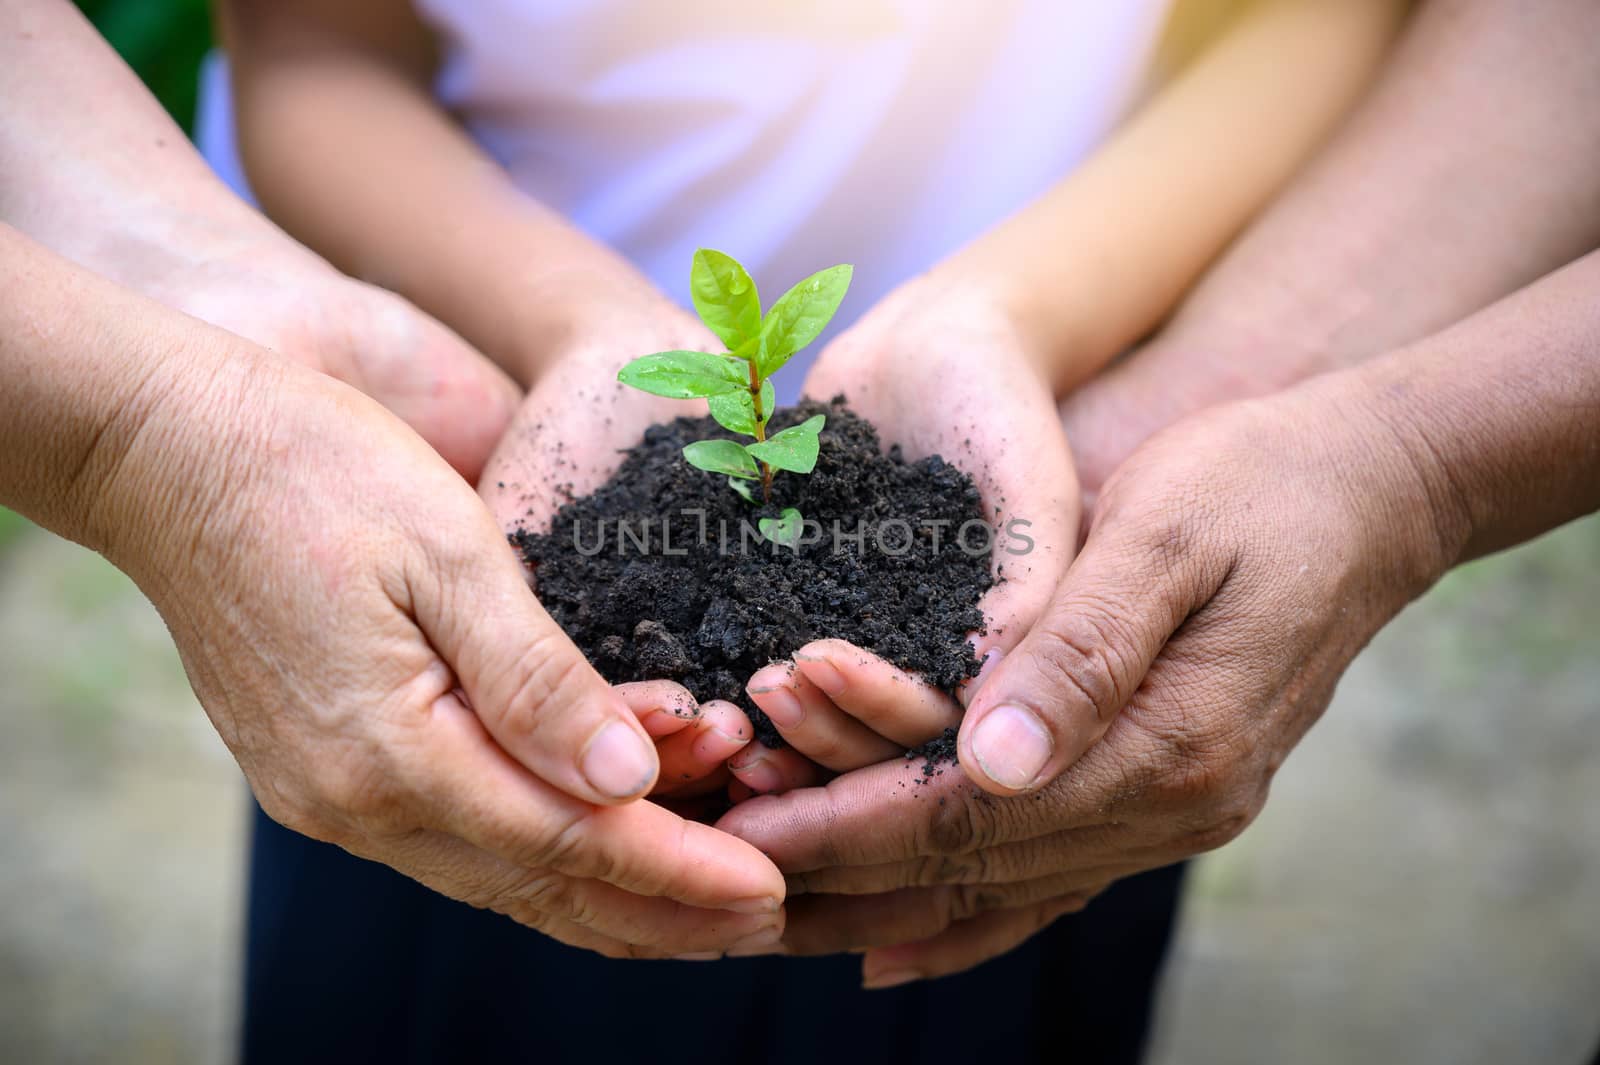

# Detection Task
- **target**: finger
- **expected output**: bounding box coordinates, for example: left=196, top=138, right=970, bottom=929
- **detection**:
left=376, top=828, right=784, bottom=955
left=410, top=521, right=664, bottom=805
left=413, top=692, right=785, bottom=912
left=656, top=765, right=735, bottom=802
left=957, top=372, right=1081, bottom=665
left=861, top=892, right=1102, bottom=988
left=653, top=699, right=752, bottom=790
left=727, top=741, right=824, bottom=795
left=789, top=639, right=962, bottom=747
left=720, top=729, right=1145, bottom=869
left=747, top=661, right=904, bottom=771
left=788, top=844, right=1134, bottom=897
left=614, top=680, right=702, bottom=738
left=780, top=871, right=1109, bottom=957
left=371, top=305, right=522, bottom=483
left=957, top=503, right=1231, bottom=796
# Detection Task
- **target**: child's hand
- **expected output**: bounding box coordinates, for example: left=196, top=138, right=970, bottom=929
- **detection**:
left=729, top=639, right=990, bottom=797
left=479, top=293, right=717, bottom=540
left=613, top=681, right=755, bottom=809
left=729, top=279, right=1080, bottom=797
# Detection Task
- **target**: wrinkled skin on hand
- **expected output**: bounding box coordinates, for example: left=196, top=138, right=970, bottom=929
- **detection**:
left=719, top=378, right=1450, bottom=983
left=108, top=341, right=785, bottom=959
left=729, top=279, right=1081, bottom=795
left=115, top=222, right=521, bottom=482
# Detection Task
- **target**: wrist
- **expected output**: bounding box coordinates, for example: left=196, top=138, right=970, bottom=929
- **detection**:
left=1288, top=364, right=1473, bottom=598
left=503, top=268, right=714, bottom=382
left=924, top=244, right=1101, bottom=395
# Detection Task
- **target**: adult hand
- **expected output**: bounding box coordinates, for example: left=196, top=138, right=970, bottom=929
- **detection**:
left=729, top=279, right=1080, bottom=792
left=63, top=205, right=521, bottom=483
left=1, top=0, right=519, bottom=481
left=6, top=239, right=787, bottom=958
left=719, top=371, right=1455, bottom=980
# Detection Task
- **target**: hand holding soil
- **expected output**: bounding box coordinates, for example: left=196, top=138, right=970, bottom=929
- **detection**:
left=731, top=277, right=1081, bottom=796
left=715, top=372, right=1459, bottom=979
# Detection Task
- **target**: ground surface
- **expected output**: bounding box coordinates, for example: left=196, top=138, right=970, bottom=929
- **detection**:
left=1, top=510, right=1596, bottom=1064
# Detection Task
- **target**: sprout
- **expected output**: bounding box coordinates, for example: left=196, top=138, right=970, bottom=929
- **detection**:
left=617, top=249, right=851, bottom=543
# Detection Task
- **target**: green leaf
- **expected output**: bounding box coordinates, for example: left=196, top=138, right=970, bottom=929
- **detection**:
left=690, top=248, right=762, bottom=350
left=745, top=414, right=825, bottom=475
left=758, top=264, right=852, bottom=377
left=728, top=477, right=758, bottom=503
left=707, top=380, right=776, bottom=436
left=683, top=439, right=761, bottom=480
left=618, top=350, right=746, bottom=399
left=759, top=507, right=805, bottom=549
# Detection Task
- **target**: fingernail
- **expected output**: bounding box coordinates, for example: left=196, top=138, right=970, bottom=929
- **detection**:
left=726, top=925, right=784, bottom=956
left=969, top=704, right=1053, bottom=791
left=862, top=968, right=922, bottom=990
left=580, top=719, right=656, bottom=799
left=754, top=687, right=804, bottom=729
left=710, top=720, right=751, bottom=745
left=674, top=951, right=722, bottom=961
left=734, top=757, right=784, bottom=794
left=795, top=651, right=846, bottom=696
left=728, top=894, right=781, bottom=915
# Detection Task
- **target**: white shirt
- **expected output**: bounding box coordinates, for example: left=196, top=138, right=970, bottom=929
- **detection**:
left=200, top=0, right=1171, bottom=398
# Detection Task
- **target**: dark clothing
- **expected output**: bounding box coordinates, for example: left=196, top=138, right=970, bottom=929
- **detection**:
left=241, top=804, right=1185, bottom=1065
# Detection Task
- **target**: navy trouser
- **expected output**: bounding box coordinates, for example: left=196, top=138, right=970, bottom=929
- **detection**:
left=241, top=804, right=1185, bottom=1065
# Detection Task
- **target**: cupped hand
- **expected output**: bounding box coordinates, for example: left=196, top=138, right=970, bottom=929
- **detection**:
left=120, top=220, right=521, bottom=482
left=106, top=320, right=785, bottom=958
left=718, top=372, right=1453, bottom=979
left=728, top=279, right=1080, bottom=794
left=479, top=288, right=717, bottom=536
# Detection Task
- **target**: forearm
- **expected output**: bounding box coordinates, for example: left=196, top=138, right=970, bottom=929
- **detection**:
left=1154, top=0, right=1600, bottom=385
left=0, top=1, right=254, bottom=272
left=938, top=0, right=1407, bottom=392
left=0, top=223, right=272, bottom=572
left=221, top=0, right=662, bottom=385
left=1337, top=251, right=1600, bottom=577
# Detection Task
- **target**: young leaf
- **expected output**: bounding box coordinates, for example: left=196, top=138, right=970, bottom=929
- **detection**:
left=728, top=476, right=757, bottom=503
left=707, top=380, right=776, bottom=436
left=618, top=350, right=746, bottom=399
left=683, top=439, right=761, bottom=480
left=745, top=414, right=825, bottom=474
left=759, top=507, right=805, bottom=549
left=758, top=264, right=852, bottom=378
left=691, top=248, right=762, bottom=350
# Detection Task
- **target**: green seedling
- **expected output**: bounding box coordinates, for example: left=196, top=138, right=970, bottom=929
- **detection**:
left=617, top=249, right=851, bottom=543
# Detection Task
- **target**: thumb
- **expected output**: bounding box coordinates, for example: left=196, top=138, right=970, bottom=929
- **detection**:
left=957, top=511, right=1226, bottom=795
left=413, top=512, right=661, bottom=806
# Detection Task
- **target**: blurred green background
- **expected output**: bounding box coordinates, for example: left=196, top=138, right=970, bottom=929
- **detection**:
left=4, top=5, right=1598, bottom=1065
left=75, top=0, right=211, bottom=131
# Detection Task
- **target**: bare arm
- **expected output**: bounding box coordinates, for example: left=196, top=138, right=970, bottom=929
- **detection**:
left=0, top=0, right=518, bottom=479
left=221, top=0, right=675, bottom=385
left=1066, top=0, right=1600, bottom=491
left=945, top=0, right=1409, bottom=393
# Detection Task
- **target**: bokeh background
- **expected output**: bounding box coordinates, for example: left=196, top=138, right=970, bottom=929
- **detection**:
left=3, top=3, right=1597, bottom=1063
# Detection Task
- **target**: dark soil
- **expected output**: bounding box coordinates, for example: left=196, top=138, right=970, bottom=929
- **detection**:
left=511, top=397, right=993, bottom=749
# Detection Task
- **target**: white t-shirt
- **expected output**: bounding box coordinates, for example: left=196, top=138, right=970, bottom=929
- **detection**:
left=200, top=0, right=1171, bottom=397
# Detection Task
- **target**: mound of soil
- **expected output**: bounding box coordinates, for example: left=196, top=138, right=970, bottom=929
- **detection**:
left=511, top=397, right=993, bottom=747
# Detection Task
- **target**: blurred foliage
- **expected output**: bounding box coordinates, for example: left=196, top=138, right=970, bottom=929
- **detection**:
left=74, top=0, right=212, bottom=133
left=0, top=507, right=28, bottom=552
